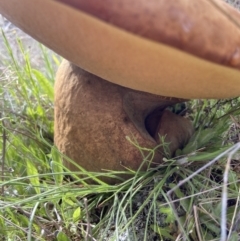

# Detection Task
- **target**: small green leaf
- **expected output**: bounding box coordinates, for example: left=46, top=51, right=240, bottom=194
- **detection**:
left=0, top=216, right=6, bottom=235
left=151, top=225, right=175, bottom=240
left=51, top=147, right=63, bottom=185
left=51, top=147, right=63, bottom=165
left=50, top=161, right=63, bottom=185
left=57, top=231, right=71, bottom=241
left=36, top=104, right=44, bottom=117
left=159, top=206, right=175, bottom=223
left=32, top=69, right=54, bottom=101
left=63, top=197, right=75, bottom=207
left=26, top=160, right=40, bottom=194
left=169, top=184, right=190, bottom=212
left=72, top=207, right=81, bottom=223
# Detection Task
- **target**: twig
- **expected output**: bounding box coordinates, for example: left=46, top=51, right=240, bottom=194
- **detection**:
left=44, top=202, right=62, bottom=231
left=198, top=203, right=219, bottom=225
left=84, top=198, right=92, bottom=241
left=220, top=152, right=233, bottom=241
left=28, top=202, right=40, bottom=241
left=193, top=206, right=203, bottom=241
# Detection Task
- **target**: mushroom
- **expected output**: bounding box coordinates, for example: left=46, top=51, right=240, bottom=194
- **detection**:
left=54, top=60, right=193, bottom=183
left=1, top=0, right=240, bottom=182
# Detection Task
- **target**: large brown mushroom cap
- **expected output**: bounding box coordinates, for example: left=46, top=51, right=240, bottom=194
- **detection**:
left=1, top=0, right=240, bottom=98
left=56, top=0, right=240, bottom=69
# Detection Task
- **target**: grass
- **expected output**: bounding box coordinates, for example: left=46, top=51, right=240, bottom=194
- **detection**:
left=1, top=29, right=240, bottom=241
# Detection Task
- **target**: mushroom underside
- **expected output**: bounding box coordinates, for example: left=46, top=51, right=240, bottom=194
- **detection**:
left=54, top=60, right=193, bottom=183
